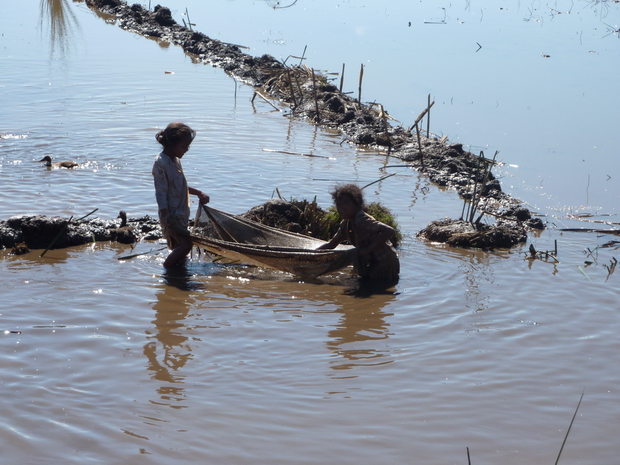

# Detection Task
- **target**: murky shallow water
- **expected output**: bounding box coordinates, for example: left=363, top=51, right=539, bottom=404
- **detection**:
left=1, top=1, right=620, bottom=463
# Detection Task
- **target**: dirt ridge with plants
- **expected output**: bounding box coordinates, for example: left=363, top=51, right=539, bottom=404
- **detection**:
left=1, top=0, right=545, bottom=253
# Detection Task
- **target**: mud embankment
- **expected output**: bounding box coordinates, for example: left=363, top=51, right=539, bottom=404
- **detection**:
left=1, top=1, right=544, bottom=253
left=84, top=1, right=544, bottom=246
left=0, top=214, right=161, bottom=254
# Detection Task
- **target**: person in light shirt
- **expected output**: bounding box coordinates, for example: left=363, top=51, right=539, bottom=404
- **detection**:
left=152, top=122, right=209, bottom=269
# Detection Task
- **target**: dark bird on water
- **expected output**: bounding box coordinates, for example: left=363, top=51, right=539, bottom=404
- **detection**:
left=39, top=155, right=78, bottom=169
left=114, top=211, right=137, bottom=244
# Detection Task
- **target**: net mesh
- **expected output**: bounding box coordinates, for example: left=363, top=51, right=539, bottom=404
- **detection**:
left=191, top=205, right=354, bottom=277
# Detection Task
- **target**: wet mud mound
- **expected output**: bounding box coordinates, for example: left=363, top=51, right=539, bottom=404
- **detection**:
left=85, top=0, right=544, bottom=249
left=0, top=214, right=161, bottom=252
left=241, top=199, right=402, bottom=247
left=418, top=218, right=527, bottom=249
left=241, top=199, right=334, bottom=238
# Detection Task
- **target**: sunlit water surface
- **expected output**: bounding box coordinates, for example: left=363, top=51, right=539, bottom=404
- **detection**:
left=1, top=1, right=619, bottom=464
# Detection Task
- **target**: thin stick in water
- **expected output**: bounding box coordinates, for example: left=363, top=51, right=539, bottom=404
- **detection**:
left=555, top=390, right=585, bottom=465
left=117, top=246, right=167, bottom=260
left=361, top=173, right=396, bottom=190
left=253, top=90, right=281, bottom=111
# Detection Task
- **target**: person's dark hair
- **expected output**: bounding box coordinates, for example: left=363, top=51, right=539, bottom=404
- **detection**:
left=156, top=122, right=196, bottom=148
left=330, top=183, right=364, bottom=209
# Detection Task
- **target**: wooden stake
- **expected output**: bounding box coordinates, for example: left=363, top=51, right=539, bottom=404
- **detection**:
left=408, top=100, right=435, bottom=133
left=379, top=104, right=392, bottom=155
left=286, top=69, right=297, bottom=108
left=185, top=8, right=193, bottom=30
left=358, top=63, right=364, bottom=103
left=426, top=93, right=431, bottom=136
left=339, top=63, right=345, bottom=93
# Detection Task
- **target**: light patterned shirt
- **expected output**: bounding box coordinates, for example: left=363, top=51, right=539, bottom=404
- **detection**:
left=152, top=152, right=190, bottom=223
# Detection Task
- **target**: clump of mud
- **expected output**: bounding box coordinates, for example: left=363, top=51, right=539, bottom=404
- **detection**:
left=418, top=218, right=528, bottom=249
left=85, top=0, right=546, bottom=249
left=0, top=214, right=161, bottom=251
left=241, top=199, right=333, bottom=238
left=241, top=199, right=402, bottom=247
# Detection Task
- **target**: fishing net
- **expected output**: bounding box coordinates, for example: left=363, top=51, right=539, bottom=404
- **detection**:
left=191, top=205, right=355, bottom=277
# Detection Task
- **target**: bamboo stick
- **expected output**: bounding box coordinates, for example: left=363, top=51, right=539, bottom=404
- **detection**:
left=358, top=63, right=364, bottom=103
left=426, top=93, right=431, bottom=136
left=286, top=69, right=297, bottom=108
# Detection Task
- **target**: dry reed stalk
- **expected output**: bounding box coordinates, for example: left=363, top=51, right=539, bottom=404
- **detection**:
left=253, top=90, right=280, bottom=111
left=286, top=69, right=297, bottom=108
left=117, top=246, right=167, bottom=260
left=358, top=63, right=364, bottom=103
left=465, top=150, right=498, bottom=224
left=184, top=8, right=193, bottom=30
left=362, top=173, right=396, bottom=190
left=558, top=228, right=620, bottom=235
left=408, top=100, right=435, bottom=132
left=292, top=70, right=305, bottom=106
left=555, top=391, right=584, bottom=465
left=311, top=68, right=321, bottom=122
left=409, top=99, right=435, bottom=168
left=262, top=148, right=330, bottom=159
left=379, top=104, right=392, bottom=153
left=426, top=93, right=431, bottom=135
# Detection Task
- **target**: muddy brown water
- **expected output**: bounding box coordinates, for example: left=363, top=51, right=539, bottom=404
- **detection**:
left=1, top=1, right=619, bottom=463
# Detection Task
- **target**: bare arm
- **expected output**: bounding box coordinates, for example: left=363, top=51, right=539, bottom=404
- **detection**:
left=317, top=224, right=345, bottom=250
left=189, top=186, right=210, bottom=204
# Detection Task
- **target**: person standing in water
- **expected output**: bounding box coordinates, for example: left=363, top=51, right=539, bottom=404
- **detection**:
left=152, top=122, right=210, bottom=269
left=318, top=184, right=399, bottom=283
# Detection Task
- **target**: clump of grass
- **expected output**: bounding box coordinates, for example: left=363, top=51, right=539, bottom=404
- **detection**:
left=244, top=196, right=401, bottom=247
left=366, top=201, right=401, bottom=247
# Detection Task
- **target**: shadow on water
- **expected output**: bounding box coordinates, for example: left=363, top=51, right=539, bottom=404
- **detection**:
left=39, top=0, right=80, bottom=56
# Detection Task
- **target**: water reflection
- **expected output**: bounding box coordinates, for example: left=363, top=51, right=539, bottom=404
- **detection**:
left=143, top=262, right=218, bottom=407
left=457, top=250, right=496, bottom=314
left=143, top=269, right=203, bottom=407
left=326, top=290, right=396, bottom=372
left=39, top=0, right=80, bottom=57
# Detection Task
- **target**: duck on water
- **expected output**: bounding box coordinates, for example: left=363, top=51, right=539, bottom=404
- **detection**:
left=39, top=155, right=78, bottom=169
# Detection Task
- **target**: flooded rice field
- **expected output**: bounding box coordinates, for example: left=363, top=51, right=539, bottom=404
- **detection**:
left=1, top=0, right=619, bottom=463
